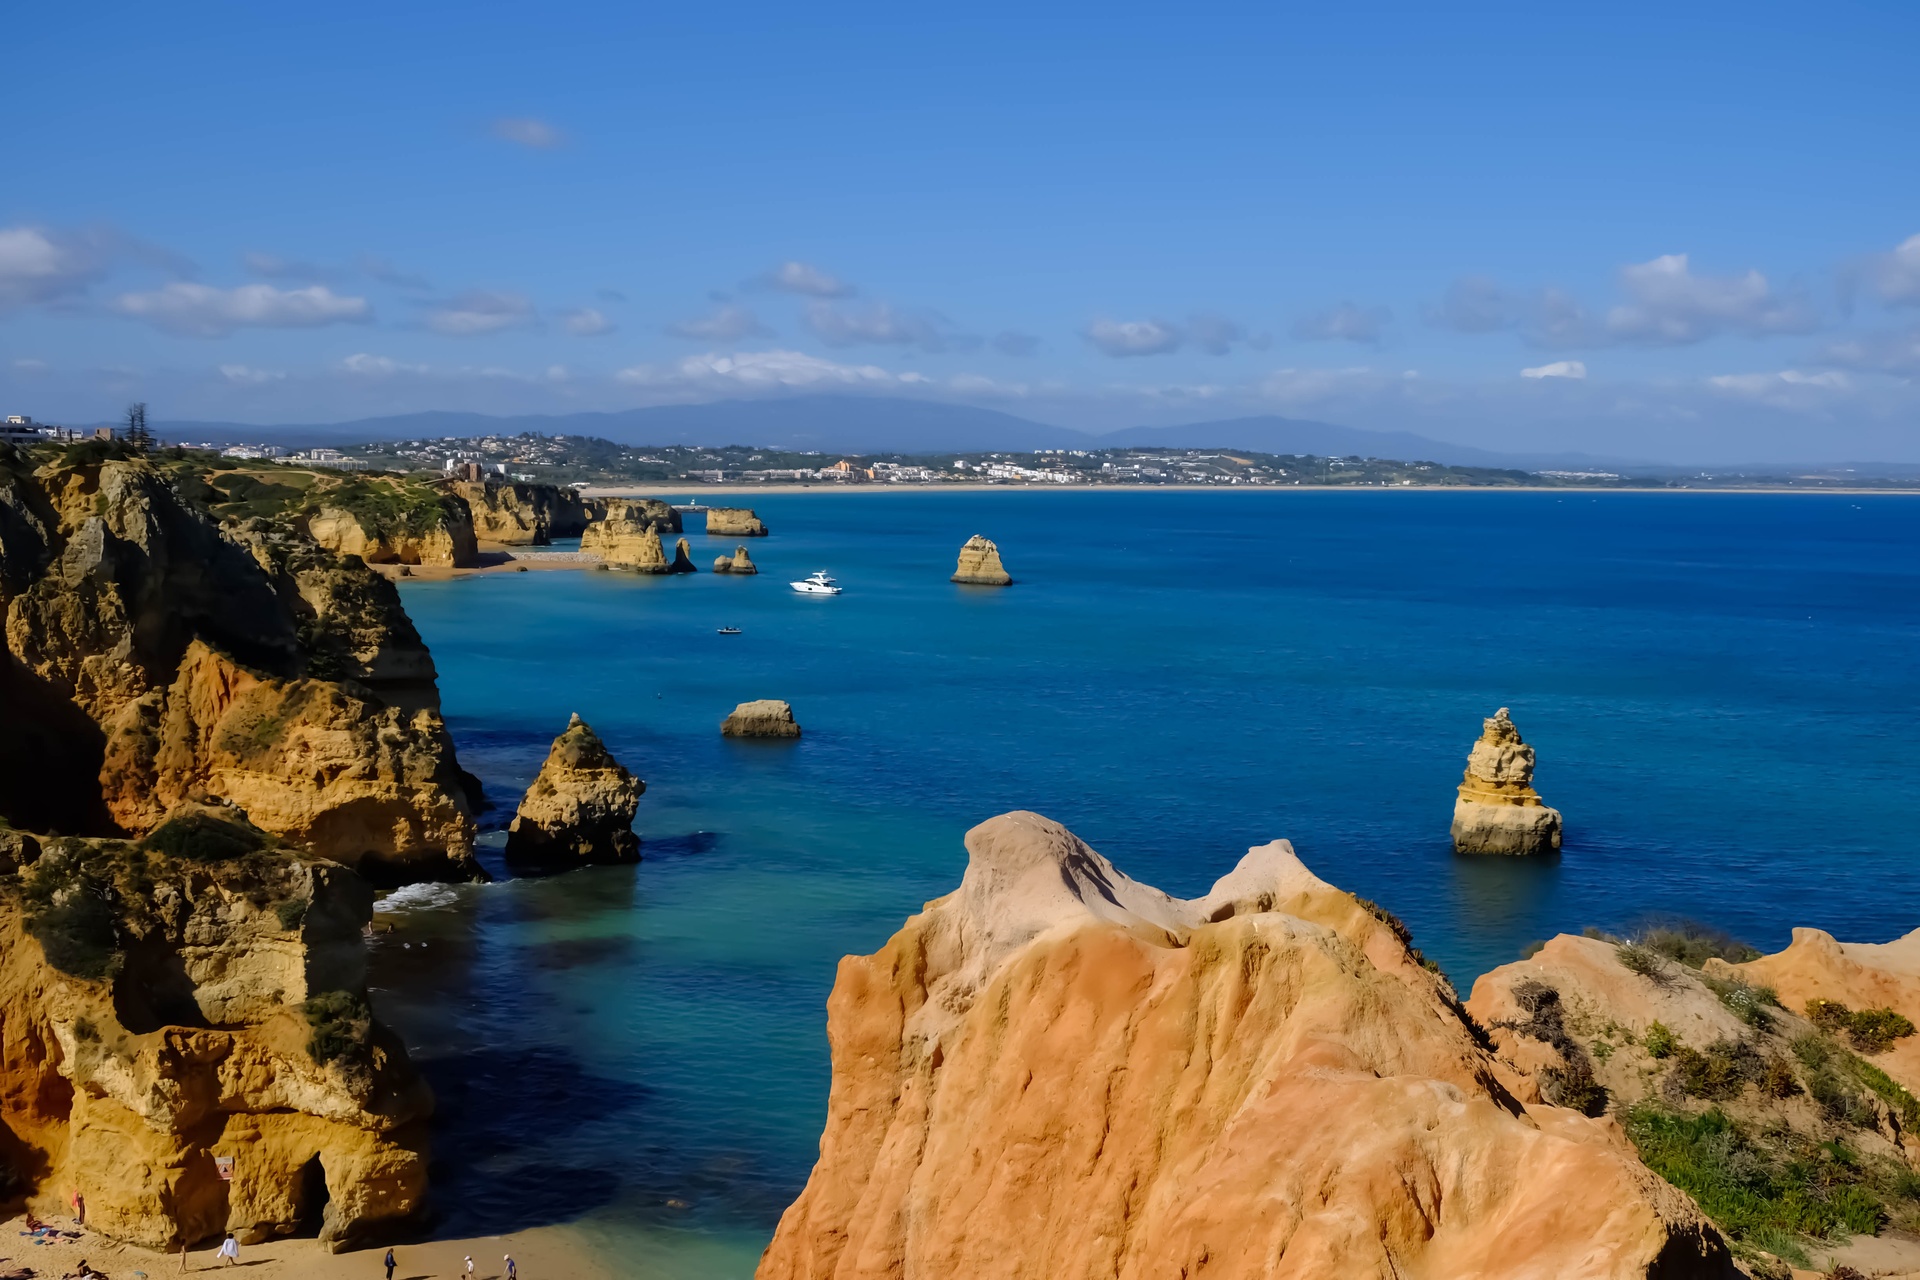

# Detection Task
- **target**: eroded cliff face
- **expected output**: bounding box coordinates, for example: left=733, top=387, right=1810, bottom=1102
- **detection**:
left=706, top=507, right=768, bottom=537
left=504, top=714, right=644, bottom=870
left=301, top=500, right=478, bottom=568
left=580, top=500, right=670, bottom=571
left=0, top=809, right=429, bottom=1252
left=758, top=811, right=1732, bottom=1280
left=1451, top=707, right=1562, bottom=854
left=949, top=534, right=1011, bottom=585
left=449, top=480, right=595, bottom=545
left=0, top=451, right=477, bottom=882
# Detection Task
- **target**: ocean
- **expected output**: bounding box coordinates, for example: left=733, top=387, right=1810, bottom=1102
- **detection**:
left=374, top=489, right=1920, bottom=1277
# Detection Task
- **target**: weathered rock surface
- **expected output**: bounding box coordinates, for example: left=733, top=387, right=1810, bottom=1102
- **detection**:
left=670, top=536, right=697, bottom=574
left=713, top=545, right=759, bottom=575
left=721, top=700, right=800, bottom=739
left=1451, top=707, right=1562, bottom=854
left=758, top=811, right=1734, bottom=1280
left=950, top=533, right=1012, bottom=585
left=449, top=480, right=594, bottom=544
left=505, top=714, right=644, bottom=869
left=0, top=453, right=478, bottom=882
left=0, top=814, right=430, bottom=1251
left=580, top=500, right=670, bottom=571
left=706, top=507, right=768, bottom=537
left=301, top=499, right=478, bottom=568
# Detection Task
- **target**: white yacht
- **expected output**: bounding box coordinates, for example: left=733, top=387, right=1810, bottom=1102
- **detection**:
left=790, top=570, right=842, bottom=596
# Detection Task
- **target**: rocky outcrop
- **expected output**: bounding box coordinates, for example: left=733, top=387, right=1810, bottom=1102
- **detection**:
left=721, top=700, right=800, bottom=739
left=706, top=507, right=768, bottom=537
left=950, top=533, right=1011, bottom=585
left=580, top=500, right=670, bottom=571
left=301, top=498, right=478, bottom=568
left=448, top=481, right=594, bottom=545
left=758, top=811, right=1734, bottom=1280
left=0, top=811, right=429, bottom=1252
left=0, top=454, right=478, bottom=883
left=669, top=537, right=697, bottom=574
left=1451, top=707, right=1562, bottom=854
left=713, top=545, right=758, bottom=575
left=505, top=714, right=643, bottom=870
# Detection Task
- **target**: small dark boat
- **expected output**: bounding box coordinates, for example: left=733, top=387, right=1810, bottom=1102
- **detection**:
left=717, top=626, right=742, bottom=635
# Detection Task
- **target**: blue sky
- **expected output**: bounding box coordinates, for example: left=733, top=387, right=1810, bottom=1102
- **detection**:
left=5, top=0, right=1919, bottom=460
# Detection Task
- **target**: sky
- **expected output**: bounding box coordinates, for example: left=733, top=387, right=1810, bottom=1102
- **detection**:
left=5, top=0, right=1919, bottom=462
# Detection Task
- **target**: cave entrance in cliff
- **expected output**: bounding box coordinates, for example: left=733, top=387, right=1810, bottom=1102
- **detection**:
left=294, top=1156, right=330, bottom=1236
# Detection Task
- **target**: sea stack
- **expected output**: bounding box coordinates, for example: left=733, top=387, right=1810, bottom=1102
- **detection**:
left=707, top=507, right=769, bottom=537
left=951, top=534, right=1012, bottom=585
left=721, top=699, right=801, bottom=739
left=581, top=501, right=670, bottom=571
left=713, top=545, right=759, bottom=575
left=669, top=536, right=698, bottom=573
left=505, top=713, right=644, bottom=869
left=1450, top=707, right=1563, bottom=854
left=756, top=812, right=1731, bottom=1279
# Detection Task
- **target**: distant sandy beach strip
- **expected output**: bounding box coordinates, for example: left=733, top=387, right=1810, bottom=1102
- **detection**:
left=580, top=482, right=1919, bottom=498
left=0, top=1215, right=608, bottom=1280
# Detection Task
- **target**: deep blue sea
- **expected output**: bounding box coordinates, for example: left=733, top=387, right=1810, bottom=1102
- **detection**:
left=372, top=490, right=1920, bottom=1277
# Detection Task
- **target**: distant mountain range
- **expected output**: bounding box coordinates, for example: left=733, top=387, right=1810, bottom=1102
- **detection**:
left=146, top=395, right=1919, bottom=476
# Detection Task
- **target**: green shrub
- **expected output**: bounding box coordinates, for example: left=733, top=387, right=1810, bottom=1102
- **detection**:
left=1490, top=979, right=1609, bottom=1115
left=1703, top=974, right=1777, bottom=1031
left=301, top=990, right=371, bottom=1068
left=1644, top=1021, right=1678, bottom=1059
left=275, top=897, right=309, bottom=931
left=1634, top=919, right=1762, bottom=967
left=27, top=889, right=120, bottom=979
left=1615, top=942, right=1674, bottom=986
left=1671, top=1039, right=1765, bottom=1100
left=140, top=811, right=267, bottom=862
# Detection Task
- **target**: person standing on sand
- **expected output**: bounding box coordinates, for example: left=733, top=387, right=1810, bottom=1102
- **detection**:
left=504, top=1255, right=516, bottom=1279
left=463, top=1255, right=474, bottom=1276
left=217, top=1234, right=239, bottom=1266
left=383, top=1246, right=396, bottom=1279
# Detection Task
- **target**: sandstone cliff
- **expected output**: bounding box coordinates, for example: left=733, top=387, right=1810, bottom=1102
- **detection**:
left=448, top=480, right=593, bottom=545
left=580, top=500, right=670, bottom=571
left=505, top=714, right=644, bottom=870
left=0, top=449, right=478, bottom=883
left=0, top=807, right=429, bottom=1252
left=757, top=811, right=1732, bottom=1280
left=721, top=700, right=800, bottom=739
left=950, top=533, right=1011, bottom=585
left=706, top=507, right=768, bottom=537
left=301, top=499, right=478, bottom=568
left=713, top=545, right=759, bottom=575
left=1451, top=707, right=1562, bottom=854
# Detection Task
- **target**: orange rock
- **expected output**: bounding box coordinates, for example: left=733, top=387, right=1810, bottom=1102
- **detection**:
left=757, top=811, right=1733, bottom=1280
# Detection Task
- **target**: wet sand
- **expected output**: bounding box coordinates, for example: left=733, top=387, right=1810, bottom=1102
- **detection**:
left=0, top=1217, right=608, bottom=1280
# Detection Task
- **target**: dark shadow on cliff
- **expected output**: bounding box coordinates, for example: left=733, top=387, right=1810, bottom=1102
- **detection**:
left=0, top=657, right=116, bottom=836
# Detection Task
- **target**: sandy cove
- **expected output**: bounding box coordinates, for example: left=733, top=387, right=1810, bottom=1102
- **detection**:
left=0, top=1216, right=608, bottom=1280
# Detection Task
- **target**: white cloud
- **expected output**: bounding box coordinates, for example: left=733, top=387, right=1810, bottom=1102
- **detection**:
left=1291, top=303, right=1390, bottom=344
left=112, top=282, right=371, bottom=337
left=491, top=117, right=566, bottom=149
left=1823, top=328, right=1920, bottom=375
left=560, top=307, right=615, bottom=336
left=423, top=291, right=535, bottom=335
left=341, top=353, right=430, bottom=376
left=667, top=304, right=772, bottom=341
left=0, top=225, right=114, bottom=307
left=803, top=301, right=958, bottom=352
left=1860, top=233, right=1920, bottom=307
left=615, top=349, right=927, bottom=391
left=1188, top=313, right=1267, bottom=355
left=12, top=357, right=49, bottom=374
left=1606, top=253, right=1816, bottom=344
left=218, top=363, right=286, bottom=384
left=1084, top=318, right=1182, bottom=357
left=1706, top=369, right=1852, bottom=407
left=1521, top=360, right=1587, bottom=379
left=757, top=261, right=853, bottom=298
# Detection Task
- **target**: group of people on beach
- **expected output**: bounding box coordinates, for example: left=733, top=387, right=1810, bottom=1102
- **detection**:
left=382, top=1248, right=515, bottom=1280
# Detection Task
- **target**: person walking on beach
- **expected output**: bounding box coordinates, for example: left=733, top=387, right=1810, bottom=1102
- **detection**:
left=463, top=1255, right=474, bottom=1277
left=504, top=1255, right=516, bottom=1280
left=383, top=1247, right=396, bottom=1279
left=217, top=1234, right=239, bottom=1266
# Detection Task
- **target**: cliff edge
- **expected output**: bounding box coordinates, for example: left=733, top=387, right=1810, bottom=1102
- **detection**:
left=757, top=811, right=1731, bottom=1280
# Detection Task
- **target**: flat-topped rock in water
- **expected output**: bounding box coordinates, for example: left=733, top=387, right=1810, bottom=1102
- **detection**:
left=1451, top=707, right=1562, bottom=854
left=581, top=500, right=670, bottom=571
left=721, top=699, right=800, bottom=738
left=706, top=507, right=768, bottom=537
left=951, top=533, right=1012, bottom=585
left=669, top=536, right=698, bottom=573
left=758, top=811, right=1732, bottom=1280
left=506, top=713, right=644, bottom=869
left=713, top=544, right=759, bottom=575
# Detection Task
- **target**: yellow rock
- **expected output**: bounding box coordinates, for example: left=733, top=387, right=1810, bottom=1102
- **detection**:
left=506, top=714, right=644, bottom=869
left=757, top=811, right=1732, bottom=1280
left=448, top=480, right=593, bottom=544
left=706, top=507, right=768, bottom=537
left=1451, top=707, right=1562, bottom=854
left=721, top=700, right=799, bottom=738
left=713, top=545, right=758, bottom=575
left=580, top=500, right=670, bottom=571
left=950, top=533, right=1012, bottom=585
left=301, top=503, right=477, bottom=568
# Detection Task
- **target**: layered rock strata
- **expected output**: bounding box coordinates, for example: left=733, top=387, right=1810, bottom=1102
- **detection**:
left=758, top=811, right=1733, bottom=1280
left=706, top=507, right=768, bottom=537
left=713, top=545, right=759, bottom=575
left=1451, top=707, right=1562, bottom=854
left=950, top=533, right=1011, bottom=585
left=0, top=452, right=478, bottom=882
left=505, top=714, right=644, bottom=869
left=580, top=500, right=669, bottom=571
left=449, top=480, right=594, bottom=545
left=301, top=499, right=478, bottom=568
left=721, top=700, right=800, bottom=739
left=0, top=808, right=430, bottom=1252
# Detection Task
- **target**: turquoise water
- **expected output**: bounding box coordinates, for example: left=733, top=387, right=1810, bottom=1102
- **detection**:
left=373, top=490, right=1920, bottom=1276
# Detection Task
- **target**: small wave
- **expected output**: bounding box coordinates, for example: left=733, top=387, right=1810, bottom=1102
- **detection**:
left=377, top=883, right=461, bottom=913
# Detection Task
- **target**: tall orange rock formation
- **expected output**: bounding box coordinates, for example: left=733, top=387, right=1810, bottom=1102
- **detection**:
left=505, top=714, right=644, bottom=869
left=757, top=811, right=1732, bottom=1280
left=950, top=533, right=1011, bottom=585
left=1451, top=707, right=1563, bottom=854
